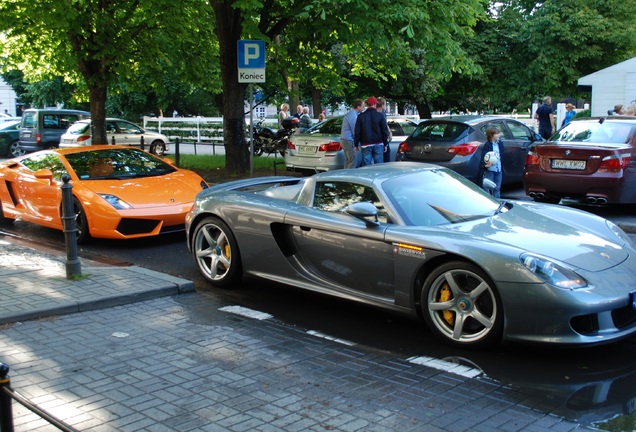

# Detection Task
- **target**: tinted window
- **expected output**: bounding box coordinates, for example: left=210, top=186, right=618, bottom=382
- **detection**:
left=21, top=112, right=37, bottom=128
left=553, top=121, right=636, bottom=144
left=383, top=168, right=498, bottom=226
left=412, top=122, right=470, bottom=141
left=65, top=148, right=177, bottom=179
left=313, top=181, right=388, bottom=223
left=310, top=118, right=342, bottom=135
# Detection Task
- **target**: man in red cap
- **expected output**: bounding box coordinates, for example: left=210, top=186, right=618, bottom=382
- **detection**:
left=354, top=97, right=390, bottom=166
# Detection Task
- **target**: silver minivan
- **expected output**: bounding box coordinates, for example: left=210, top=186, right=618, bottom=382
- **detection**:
left=19, top=108, right=90, bottom=152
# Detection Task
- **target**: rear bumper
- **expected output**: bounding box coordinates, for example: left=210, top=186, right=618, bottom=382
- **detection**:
left=524, top=168, right=628, bottom=203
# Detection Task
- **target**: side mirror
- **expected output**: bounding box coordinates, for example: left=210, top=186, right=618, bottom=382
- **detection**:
left=34, top=168, right=54, bottom=184
left=344, top=202, right=380, bottom=227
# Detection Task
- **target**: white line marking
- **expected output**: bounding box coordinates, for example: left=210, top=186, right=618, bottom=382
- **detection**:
left=306, top=330, right=355, bottom=346
left=219, top=305, right=273, bottom=320
left=407, top=355, right=483, bottom=378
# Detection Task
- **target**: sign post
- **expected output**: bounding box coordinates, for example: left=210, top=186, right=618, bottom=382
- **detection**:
left=238, top=40, right=266, bottom=177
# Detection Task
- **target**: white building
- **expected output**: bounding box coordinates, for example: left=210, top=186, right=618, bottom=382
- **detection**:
left=0, top=77, right=18, bottom=117
left=578, top=57, right=636, bottom=116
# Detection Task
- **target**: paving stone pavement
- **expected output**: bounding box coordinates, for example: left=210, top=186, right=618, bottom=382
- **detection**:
left=0, top=235, right=602, bottom=432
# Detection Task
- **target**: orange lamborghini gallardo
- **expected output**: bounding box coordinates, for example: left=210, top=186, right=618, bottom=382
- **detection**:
left=0, top=145, right=208, bottom=243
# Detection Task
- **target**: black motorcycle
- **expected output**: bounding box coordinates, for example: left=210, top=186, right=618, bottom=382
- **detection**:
left=250, top=117, right=298, bottom=157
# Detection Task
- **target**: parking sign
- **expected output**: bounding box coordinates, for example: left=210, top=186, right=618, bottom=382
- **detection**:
left=237, top=40, right=266, bottom=83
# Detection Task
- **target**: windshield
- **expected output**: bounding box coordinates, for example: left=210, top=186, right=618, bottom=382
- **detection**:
left=382, top=168, right=500, bottom=226
left=552, top=121, right=636, bottom=145
left=66, top=148, right=177, bottom=179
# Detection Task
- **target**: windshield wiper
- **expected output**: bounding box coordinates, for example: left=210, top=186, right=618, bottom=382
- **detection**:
left=494, top=200, right=508, bottom=215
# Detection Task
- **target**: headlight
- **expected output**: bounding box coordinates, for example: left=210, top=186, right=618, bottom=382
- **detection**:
left=520, top=253, right=587, bottom=289
left=98, top=194, right=132, bottom=210
left=606, top=220, right=635, bottom=248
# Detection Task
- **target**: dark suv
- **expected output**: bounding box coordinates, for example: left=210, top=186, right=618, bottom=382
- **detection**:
left=19, top=108, right=90, bottom=152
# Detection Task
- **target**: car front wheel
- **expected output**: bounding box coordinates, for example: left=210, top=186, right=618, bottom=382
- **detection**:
left=74, top=198, right=91, bottom=244
left=192, top=216, right=242, bottom=287
left=421, top=261, right=503, bottom=349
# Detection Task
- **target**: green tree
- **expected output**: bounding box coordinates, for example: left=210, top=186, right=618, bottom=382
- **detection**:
left=0, top=0, right=218, bottom=146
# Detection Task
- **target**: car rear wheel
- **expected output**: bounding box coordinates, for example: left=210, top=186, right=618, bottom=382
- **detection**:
left=421, top=261, right=503, bottom=349
left=74, top=198, right=91, bottom=244
left=150, top=141, right=166, bottom=156
left=192, top=216, right=242, bottom=287
left=8, top=141, right=25, bottom=158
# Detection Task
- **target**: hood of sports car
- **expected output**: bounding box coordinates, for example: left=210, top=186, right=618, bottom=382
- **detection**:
left=81, top=171, right=205, bottom=207
left=448, top=203, right=627, bottom=272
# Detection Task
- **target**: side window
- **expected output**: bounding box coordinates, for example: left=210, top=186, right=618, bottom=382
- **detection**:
left=506, top=121, right=533, bottom=140
left=480, top=121, right=508, bottom=139
left=43, top=114, right=60, bottom=129
left=117, top=121, right=141, bottom=134
left=313, top=181, right=388, bottom=223
left=21, top=154, right=68, bottom=181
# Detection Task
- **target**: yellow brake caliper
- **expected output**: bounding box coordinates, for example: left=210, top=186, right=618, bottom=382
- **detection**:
left=223, top=240, right=231, bottom=267
left=439, top=283, right=455, bottom=325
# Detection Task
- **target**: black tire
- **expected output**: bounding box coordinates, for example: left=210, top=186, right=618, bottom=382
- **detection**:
left=150, top=141, right=166, bottom=156
left=421, top=261, right=503, bottom=349
left=8, top=141, right=25, bottom=158
left=73, top=198, right=91, bottom=244
left=192, top=216, right=242, bottom=287
left=0, top=198, right=15, bottom=225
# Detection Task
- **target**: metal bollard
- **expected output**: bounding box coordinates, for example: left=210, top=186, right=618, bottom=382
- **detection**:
left=140, top=135, right=145, bottom=152
left=0, top=363, right=14, bottom=432
left=111, top=135, right=115, bottom=145
left=175, top=137, right=180, bottom=167
left=60, top=175, right=81, bottom=279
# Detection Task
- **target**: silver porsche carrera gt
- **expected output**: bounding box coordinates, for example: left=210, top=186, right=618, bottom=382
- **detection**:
left=186, top=162, right=636, bottom=349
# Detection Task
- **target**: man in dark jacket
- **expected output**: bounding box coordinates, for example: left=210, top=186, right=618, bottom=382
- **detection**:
left=354, top=97, right=389, bottom=166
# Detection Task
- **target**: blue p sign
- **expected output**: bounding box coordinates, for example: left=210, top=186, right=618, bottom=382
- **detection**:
left=238, top=40, right=265, bottom=69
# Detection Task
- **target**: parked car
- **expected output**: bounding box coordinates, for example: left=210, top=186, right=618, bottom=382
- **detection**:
left=60, top=118, right=170, bottom=156
left=0, top=121, right=25, bottom=157
left=285, top=116, right=418, bottom=173
left=19, top=108, right=90, bottom=152
left=185, top=162, right=636, bottom=349
left=0, top=146, right=208, bottom=243
left=524, top=117, right=636, bottom=204
left=396, top=115, right=543, bottom=185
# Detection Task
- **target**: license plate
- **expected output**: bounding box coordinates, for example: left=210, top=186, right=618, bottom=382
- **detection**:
left=551, top=159, right=586, bottom=170
left=298, top=145, right=317, bottom=155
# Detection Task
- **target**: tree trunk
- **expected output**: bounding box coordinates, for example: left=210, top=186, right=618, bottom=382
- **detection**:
left=88, top=84, right=108, bottom=144
left=311, top=88, right=321, bottom=118
left=211, top=0, right=250, bottom=175
left=415, top=100, right=432, bottom=119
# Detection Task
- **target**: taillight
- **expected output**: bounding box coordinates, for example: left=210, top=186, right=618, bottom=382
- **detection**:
left=397, top=141, right=411, bottom=153
left=599, top=154, right=631, bottom=172
left=287, top=141, right=296, bottom=150
left=448, top=141, right=480, bottom=156
left=525, top=150, right=540, bottom=166
left=77, top=135, right=90, bottom=142
left=319, top=141, right=341, bottom=152
left=36, top=133, right=41, bottom=143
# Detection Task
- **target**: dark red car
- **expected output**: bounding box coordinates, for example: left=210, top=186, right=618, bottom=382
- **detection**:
left=523, top=117, right=636, bottom=204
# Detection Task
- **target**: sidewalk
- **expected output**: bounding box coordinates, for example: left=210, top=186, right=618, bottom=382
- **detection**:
left=0, top=233, right=603, bottom=432
left=0, top=235, right=194, bottom=325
